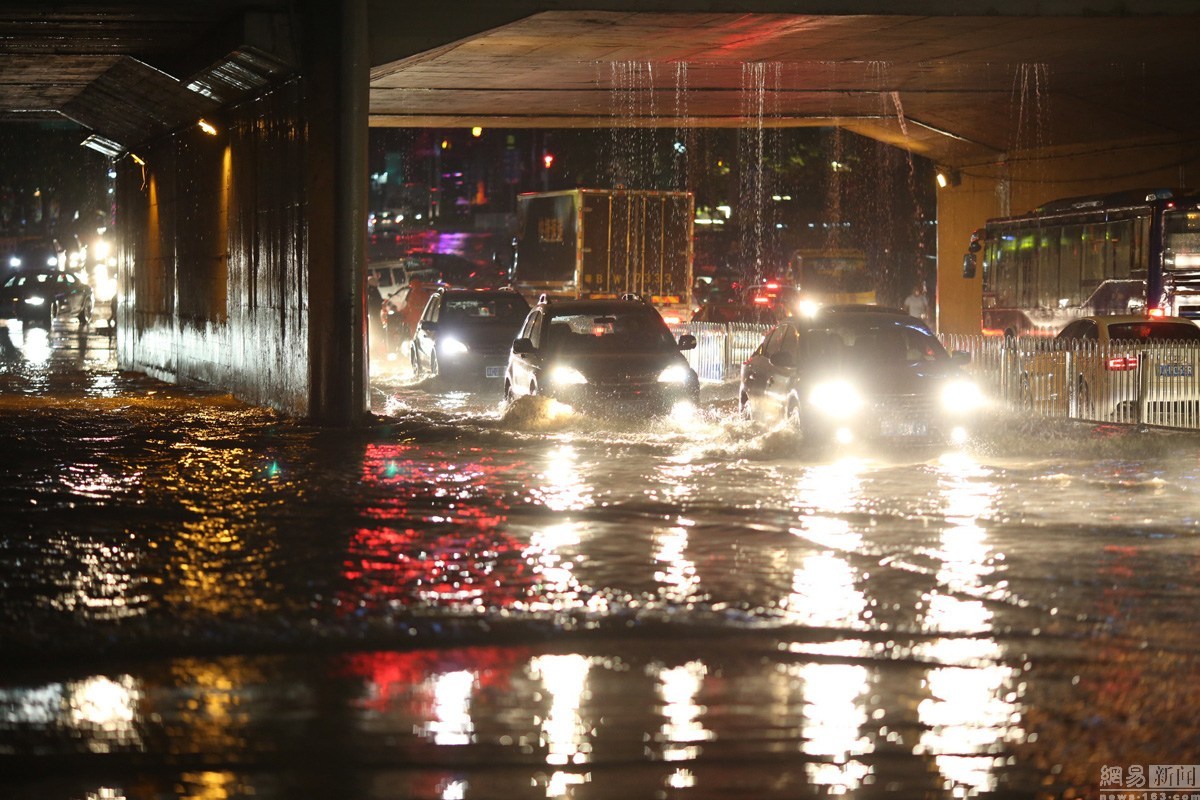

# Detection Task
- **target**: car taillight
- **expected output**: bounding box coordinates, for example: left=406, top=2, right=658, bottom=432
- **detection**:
left=753, top=296, right=770, bottom=304
left=1105, top=355, right=1139, bottom=371
left=1148, top=307, right=1165, bottom=318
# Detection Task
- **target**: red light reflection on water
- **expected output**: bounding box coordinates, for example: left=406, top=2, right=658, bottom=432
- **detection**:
left=341, top=444, right=535, bottom=610
left=340, top=647, right=528, bottom=712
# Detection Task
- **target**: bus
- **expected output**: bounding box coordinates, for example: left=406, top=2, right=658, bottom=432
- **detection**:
left=966, top=188, right=1200, bottom=337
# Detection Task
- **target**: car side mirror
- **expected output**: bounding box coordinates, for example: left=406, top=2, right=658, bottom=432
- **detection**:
left=950, top=350, right=971, bottom=366
left=677, top=333, right=697, bottom=351
left=512, top=337, right=535, bottom=355
left=768, top=351, right=795, bottom=369
left=962, top=253, right=977, bottom=279
left=418, top=320, right=437, bottom=333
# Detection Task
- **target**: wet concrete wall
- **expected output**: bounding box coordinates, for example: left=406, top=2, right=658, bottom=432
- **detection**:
left=117, top=80, right=311, bottom=415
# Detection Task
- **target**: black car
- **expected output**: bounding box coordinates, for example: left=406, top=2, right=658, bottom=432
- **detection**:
left=1, top=268, right=94, bottom=326
left=739, top=306, right=982, bottom=444
left=411, top=288, right=530, bottom=382
left=503, top=295, right=700, bottom=415
left=6, top=239, right=65, bottom=272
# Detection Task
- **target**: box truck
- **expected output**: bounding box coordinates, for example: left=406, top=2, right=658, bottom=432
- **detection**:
left=511, top=189, right=694, bottom=322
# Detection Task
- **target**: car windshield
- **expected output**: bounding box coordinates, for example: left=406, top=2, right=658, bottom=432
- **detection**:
left=440, top=295, right=528, bottom=322
left=544, top=310, right=677, bottom=354
left=801, top=321, right=948, bottom=364
left=1106, top=321, right=1200, bottom=341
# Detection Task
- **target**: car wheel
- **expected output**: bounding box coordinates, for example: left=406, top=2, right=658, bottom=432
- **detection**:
left=429, top=350, right=439, bottom=378
left=529, top=379, right=539, bottom=397
left=78, top=302, right=92, bottom=325
left=410, top=343, right=422, bottom=377
left=503, top=380, right=513, bottom=403
left=738, top=391, right=752, bottom=420
left=785, top=397, right=802, bottom=430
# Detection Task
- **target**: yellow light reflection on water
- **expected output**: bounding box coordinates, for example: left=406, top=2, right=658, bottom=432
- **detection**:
left=657, top=661, right=711, bottom=761
left=788, top=553, right=866, bottom=629
left=799, top=663, right=871, bottom=790
left=169, top=658, right=265, bottom=756
left=422, top=670, right=476, bottom=745
left=653, top=527, right=699, bottom=603
left=790, top=457, right=865, bottom=550
left=912, top=451, right=1021, bottom=795
left=527, top=522, right=585, bottom=606
left=532, top=444, right=592, bottom=511
left=178, top=771, right=242, bottom=800
left=18, top=324, right=51, bottom=367
left=529, top=654, right=592, bottom=767
left=786, top=459, right=866, bottom=627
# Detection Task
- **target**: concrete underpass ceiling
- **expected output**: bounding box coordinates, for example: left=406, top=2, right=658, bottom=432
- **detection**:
left=369, top=10, right=1200, bottom=169
left=2, top=5, right=1199, bottom=172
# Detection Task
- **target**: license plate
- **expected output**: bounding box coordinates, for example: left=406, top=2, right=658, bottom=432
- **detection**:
left=1157, top=363, right=1194, bottom=377
left=881, top=420, right=927, bottom=437
left=485, top=366, right=503, bottom=378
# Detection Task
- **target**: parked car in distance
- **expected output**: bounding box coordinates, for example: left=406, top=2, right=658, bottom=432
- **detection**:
left=411, top=287, right=531, bottom=382
left=1, top=268, right=94, bottom=326
left=1020, top=314, right=1200, bottom=420
left=504, top=295, right=700, bottom=416
left=739, top=305, right=983, bottom=444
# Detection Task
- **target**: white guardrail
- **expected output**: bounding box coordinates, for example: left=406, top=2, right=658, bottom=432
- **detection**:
left=672, top=322, right=1200, bottom=430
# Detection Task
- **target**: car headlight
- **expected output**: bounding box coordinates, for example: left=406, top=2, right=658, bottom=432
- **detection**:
left=439, top=337, right=469, bottom=356
left=24, top=296, right=45, bottom=306
left=550, top=365, right=588, bottom=385
left=8, top=257, right=20, bottom=268
left=941, top=379, right=984, bottom=412
left=657, top=364, right=692, bottom=384
left=808, top=380, right=864, bottom=418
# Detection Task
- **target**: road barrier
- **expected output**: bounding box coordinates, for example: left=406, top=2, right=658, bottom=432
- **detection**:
left=671, top=321, right=772, bottom=382
left=940, top=334, right=1200, bottom=430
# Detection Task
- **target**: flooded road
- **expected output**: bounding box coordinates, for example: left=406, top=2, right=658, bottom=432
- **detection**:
left=2, top=322, right=1199, bottom=799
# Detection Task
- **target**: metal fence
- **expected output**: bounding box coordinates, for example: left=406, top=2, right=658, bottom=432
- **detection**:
left=940, top=334, right=1200, bottom=430
left=671, top=321, right=773, bottom=382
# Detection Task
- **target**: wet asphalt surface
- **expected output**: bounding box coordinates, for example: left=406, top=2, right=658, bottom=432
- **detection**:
left=1, top=318, right=1199, bottom=799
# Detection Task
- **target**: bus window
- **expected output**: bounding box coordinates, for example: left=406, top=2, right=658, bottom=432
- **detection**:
left=1083, top=222, right=1107, bottom=290
left=1037, top=227, right=1060, bottom=308
left=1109, top=218, right=1134, bottom=280
left=1059, top=225, right=1083, bottom=306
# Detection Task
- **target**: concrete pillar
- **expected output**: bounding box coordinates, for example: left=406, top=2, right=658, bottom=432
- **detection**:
left=304, top=0, right=370, bottom=425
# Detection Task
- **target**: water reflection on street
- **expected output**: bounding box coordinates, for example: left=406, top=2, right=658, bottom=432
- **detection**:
left=2, top=323, right=1199, bottom=799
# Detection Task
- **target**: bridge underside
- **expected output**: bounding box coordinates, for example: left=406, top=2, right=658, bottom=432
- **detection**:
left=4, top=3, right=1200, bottom=419
left=368, top=10, right=1200, bottom=173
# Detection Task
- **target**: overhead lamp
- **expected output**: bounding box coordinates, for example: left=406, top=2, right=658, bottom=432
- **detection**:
left=198, top=119, right=218, bottom=136
left=129, top=153, right=145, bottom=166
left=936, top=167, right=961, bottom=188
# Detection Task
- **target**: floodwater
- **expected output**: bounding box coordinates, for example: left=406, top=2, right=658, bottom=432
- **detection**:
left=2, top=321, right=1199, bottom=800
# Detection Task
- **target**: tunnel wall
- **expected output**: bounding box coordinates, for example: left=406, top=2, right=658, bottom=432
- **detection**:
left=116, top=79, right=311, bottom=415
left=936, top=139, right=1200, bottom=336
